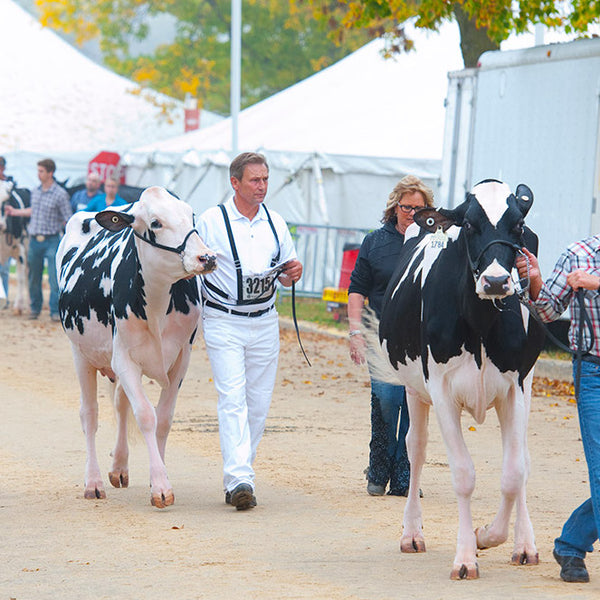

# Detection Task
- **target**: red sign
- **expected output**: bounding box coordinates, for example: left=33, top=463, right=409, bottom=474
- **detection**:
left=89, top=151, right=124, bottom=183
left=184, top=108, right=200, bottom=132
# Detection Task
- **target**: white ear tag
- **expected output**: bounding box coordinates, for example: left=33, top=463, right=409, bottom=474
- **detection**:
left=430, top=226, right=448, bottom=249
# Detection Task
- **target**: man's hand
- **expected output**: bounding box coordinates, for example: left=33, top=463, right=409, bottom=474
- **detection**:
left=516, top=247, right=542, bottom=300
left=567, top=269, right=600, bottom=292
left=278, top=259, right=303, bottom=287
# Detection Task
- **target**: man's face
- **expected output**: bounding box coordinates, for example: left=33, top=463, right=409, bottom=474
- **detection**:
left=104, top=180, right=119, bottom=197
left=37, top=166, right=53, bottom=185
left=86, top=174, right=101, bottom=193
left=231, top=163, right=269, bottom=206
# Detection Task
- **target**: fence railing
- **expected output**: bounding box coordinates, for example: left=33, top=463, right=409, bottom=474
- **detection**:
left=284, top=223, right=371, bottom=297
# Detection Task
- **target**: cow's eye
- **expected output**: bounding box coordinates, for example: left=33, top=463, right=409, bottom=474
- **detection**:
left=150, top=219, right=162, bottom=229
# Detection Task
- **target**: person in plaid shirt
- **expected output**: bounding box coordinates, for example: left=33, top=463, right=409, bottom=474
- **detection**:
left=5, top=158, right=72, bottom=321
left=518, top=240, right=600, bottom=584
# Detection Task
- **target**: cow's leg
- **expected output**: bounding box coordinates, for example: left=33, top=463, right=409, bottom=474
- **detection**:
left=155, top=347, right=190, bottom=461
left=116, top=365, right=174, bottom=508
left=476, top=384, right=538, bottom=565
left=433, top=398, right=479, bottom=580
left=12, top=241, right=28, bottom=315
left=108, top=383, right=130, bottom=489
left=72, top=350, right=105, bottom=499
left=400, top=393, right=428, bottom=554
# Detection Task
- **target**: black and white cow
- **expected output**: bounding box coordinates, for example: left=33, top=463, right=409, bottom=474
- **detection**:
left=57, top=186, right=216, bottom=507
left=0, top=181, right=30, bottom=313
left=378, top=179, right=545, bottom=579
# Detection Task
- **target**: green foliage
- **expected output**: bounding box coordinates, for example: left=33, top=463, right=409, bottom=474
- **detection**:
left=303, top=1, right=600, bottom=67
left=276, top=294, right=347, bottom=330
left=36, top=0, right=377, bottom=114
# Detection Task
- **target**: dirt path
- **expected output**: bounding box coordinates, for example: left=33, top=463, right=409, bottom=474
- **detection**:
left=0, top=307, right=597, bottom=599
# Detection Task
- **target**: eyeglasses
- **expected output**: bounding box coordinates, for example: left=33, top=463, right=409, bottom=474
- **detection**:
left=397, top=204, right=424, bottom=213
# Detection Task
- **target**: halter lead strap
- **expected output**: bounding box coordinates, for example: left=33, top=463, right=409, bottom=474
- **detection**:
left=133, top=227, right=199, bottom=255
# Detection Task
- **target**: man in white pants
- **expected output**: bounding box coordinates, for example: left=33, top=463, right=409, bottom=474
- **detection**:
left=197, top=152, right=303, bottom=510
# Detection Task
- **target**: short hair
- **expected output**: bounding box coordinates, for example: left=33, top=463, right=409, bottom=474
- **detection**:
left=382, top=175, right=435, bottom=224
left=104, top=176, right=119, bottom=187
left=87, top=172, right=101, bottom=182
left=0, top=156, right=6, bottom=168
left=37, top=158, right=56, bottom=173
left=229, top=152, right=268, bottom=181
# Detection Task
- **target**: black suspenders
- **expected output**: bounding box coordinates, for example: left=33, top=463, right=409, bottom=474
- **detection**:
left=209, top=203, right=281, bottom=306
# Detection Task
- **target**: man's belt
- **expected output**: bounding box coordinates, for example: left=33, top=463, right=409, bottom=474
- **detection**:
left=33, top=233, right=58, bottom=242
left=203, top=299, right=274, bottom=318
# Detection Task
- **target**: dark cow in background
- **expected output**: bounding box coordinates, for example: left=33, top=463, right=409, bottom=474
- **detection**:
left=57, top=187, right=217, bottom=507
left=0, top=181, right=30, bottom=313
left=377, top=179, right=545, bottom=579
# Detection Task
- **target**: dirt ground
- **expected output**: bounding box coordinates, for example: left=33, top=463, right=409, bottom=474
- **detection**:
left=1, top=303, right=598, bottom=600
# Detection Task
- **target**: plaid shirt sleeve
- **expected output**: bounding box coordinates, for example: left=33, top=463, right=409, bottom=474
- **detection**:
left=532, top=250, right=573, bottom=322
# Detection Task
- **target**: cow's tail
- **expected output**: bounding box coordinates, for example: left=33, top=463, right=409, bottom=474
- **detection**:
left=361, top=308, right=404, bottom=386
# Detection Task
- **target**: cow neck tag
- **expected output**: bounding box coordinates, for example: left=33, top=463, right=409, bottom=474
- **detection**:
left=430, top=226, right=448, bottom=249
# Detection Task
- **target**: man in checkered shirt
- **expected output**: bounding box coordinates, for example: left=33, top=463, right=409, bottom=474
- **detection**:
left=518, top=240, right=600, bottom=584
left=5, top=158, right=71, bottom=321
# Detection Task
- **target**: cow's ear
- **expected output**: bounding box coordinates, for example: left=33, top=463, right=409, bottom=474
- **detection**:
left=515, top=184, right=534, bottom=217
left=413, top=207, right=457, bottom=233
left=96, top=210, right=135, bottom=232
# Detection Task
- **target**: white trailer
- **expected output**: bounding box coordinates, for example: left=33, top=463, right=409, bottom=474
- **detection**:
left=440, top=37, right=600, bottom=280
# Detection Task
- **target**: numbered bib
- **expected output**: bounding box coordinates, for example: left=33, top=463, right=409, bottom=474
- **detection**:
left=243, top=271, right=278, bottom=302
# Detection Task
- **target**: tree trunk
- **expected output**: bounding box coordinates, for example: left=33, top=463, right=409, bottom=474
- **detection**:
left=453, top=4, right=499, bottom=68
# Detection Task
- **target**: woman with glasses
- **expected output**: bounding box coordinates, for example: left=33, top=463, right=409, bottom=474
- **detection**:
left=348, top=175, right=434, bottom=496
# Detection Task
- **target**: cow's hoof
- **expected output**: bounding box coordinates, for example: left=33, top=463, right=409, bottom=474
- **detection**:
left=84, top=486, right=106, bottom=500
left=450, top=562, right=479, bottom=580
left=151, top=490, right=175, bottom=508
left=400, top=535, right=426, bottom=553
left=511, top=550, right=539, bottom=566
left=109, top=470, right=129, bottom=488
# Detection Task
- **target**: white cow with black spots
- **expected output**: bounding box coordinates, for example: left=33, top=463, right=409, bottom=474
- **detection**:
left=57, top=186, right=216, bottom=507
left=378, top=180, right=545, bottom=579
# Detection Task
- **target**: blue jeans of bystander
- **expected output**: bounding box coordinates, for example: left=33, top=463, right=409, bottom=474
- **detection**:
left=554, top=360, right=600, bottom=558
left=0, top=258, right=9, bottom=302
left=367, top=378, right=410, bottom=493
left=28, top=234, right=60, bottom=316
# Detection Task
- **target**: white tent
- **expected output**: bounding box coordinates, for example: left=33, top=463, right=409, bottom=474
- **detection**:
left=124, top=21, right=464, bottom=223
left=133, top=21, right=463, bottom=159
left=0, top=0, right=222, bottom=186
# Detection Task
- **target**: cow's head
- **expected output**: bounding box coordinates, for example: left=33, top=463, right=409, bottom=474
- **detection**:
left=414, top=179, right=533, bottom=299
left=95, top=186, right=217, bottom=277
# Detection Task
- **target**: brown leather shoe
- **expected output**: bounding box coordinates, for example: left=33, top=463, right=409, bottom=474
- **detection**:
left=229, top=483, right=257, bottom=510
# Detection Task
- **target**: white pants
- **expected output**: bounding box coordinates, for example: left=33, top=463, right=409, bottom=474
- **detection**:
left=202, top=307, right=279, bottom=492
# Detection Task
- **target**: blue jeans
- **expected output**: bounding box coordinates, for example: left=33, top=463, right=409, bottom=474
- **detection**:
left=367, top=378, right=410, bottom=492
left=554, top=360, right=600, bottom=558
left=0, top=258, right=9, bottom=301
left=28, top=234, right=60, bottom=316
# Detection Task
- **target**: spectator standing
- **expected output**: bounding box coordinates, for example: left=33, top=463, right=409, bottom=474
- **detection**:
left=70, top=172, right=102, bottom=212
left=348, top=175, right=434, bottom=496
left=197, top=152, right=303, bottom=511
left=5, top=158, right=71, bottom=321
left=83, top=176, right=127, bottom=212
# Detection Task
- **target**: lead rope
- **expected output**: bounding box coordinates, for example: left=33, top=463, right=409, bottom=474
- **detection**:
left=291, top=281, right=311, bottom=367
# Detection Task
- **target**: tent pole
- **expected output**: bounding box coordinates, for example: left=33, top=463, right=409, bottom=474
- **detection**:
left=231, top=0, right=241, bottom=155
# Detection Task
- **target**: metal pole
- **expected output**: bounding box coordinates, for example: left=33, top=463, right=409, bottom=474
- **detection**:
left=230, top=0, right=241, bottom=155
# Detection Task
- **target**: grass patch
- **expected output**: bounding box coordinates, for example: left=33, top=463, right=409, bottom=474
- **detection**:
left=276, top=294, right=346, bottom=331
